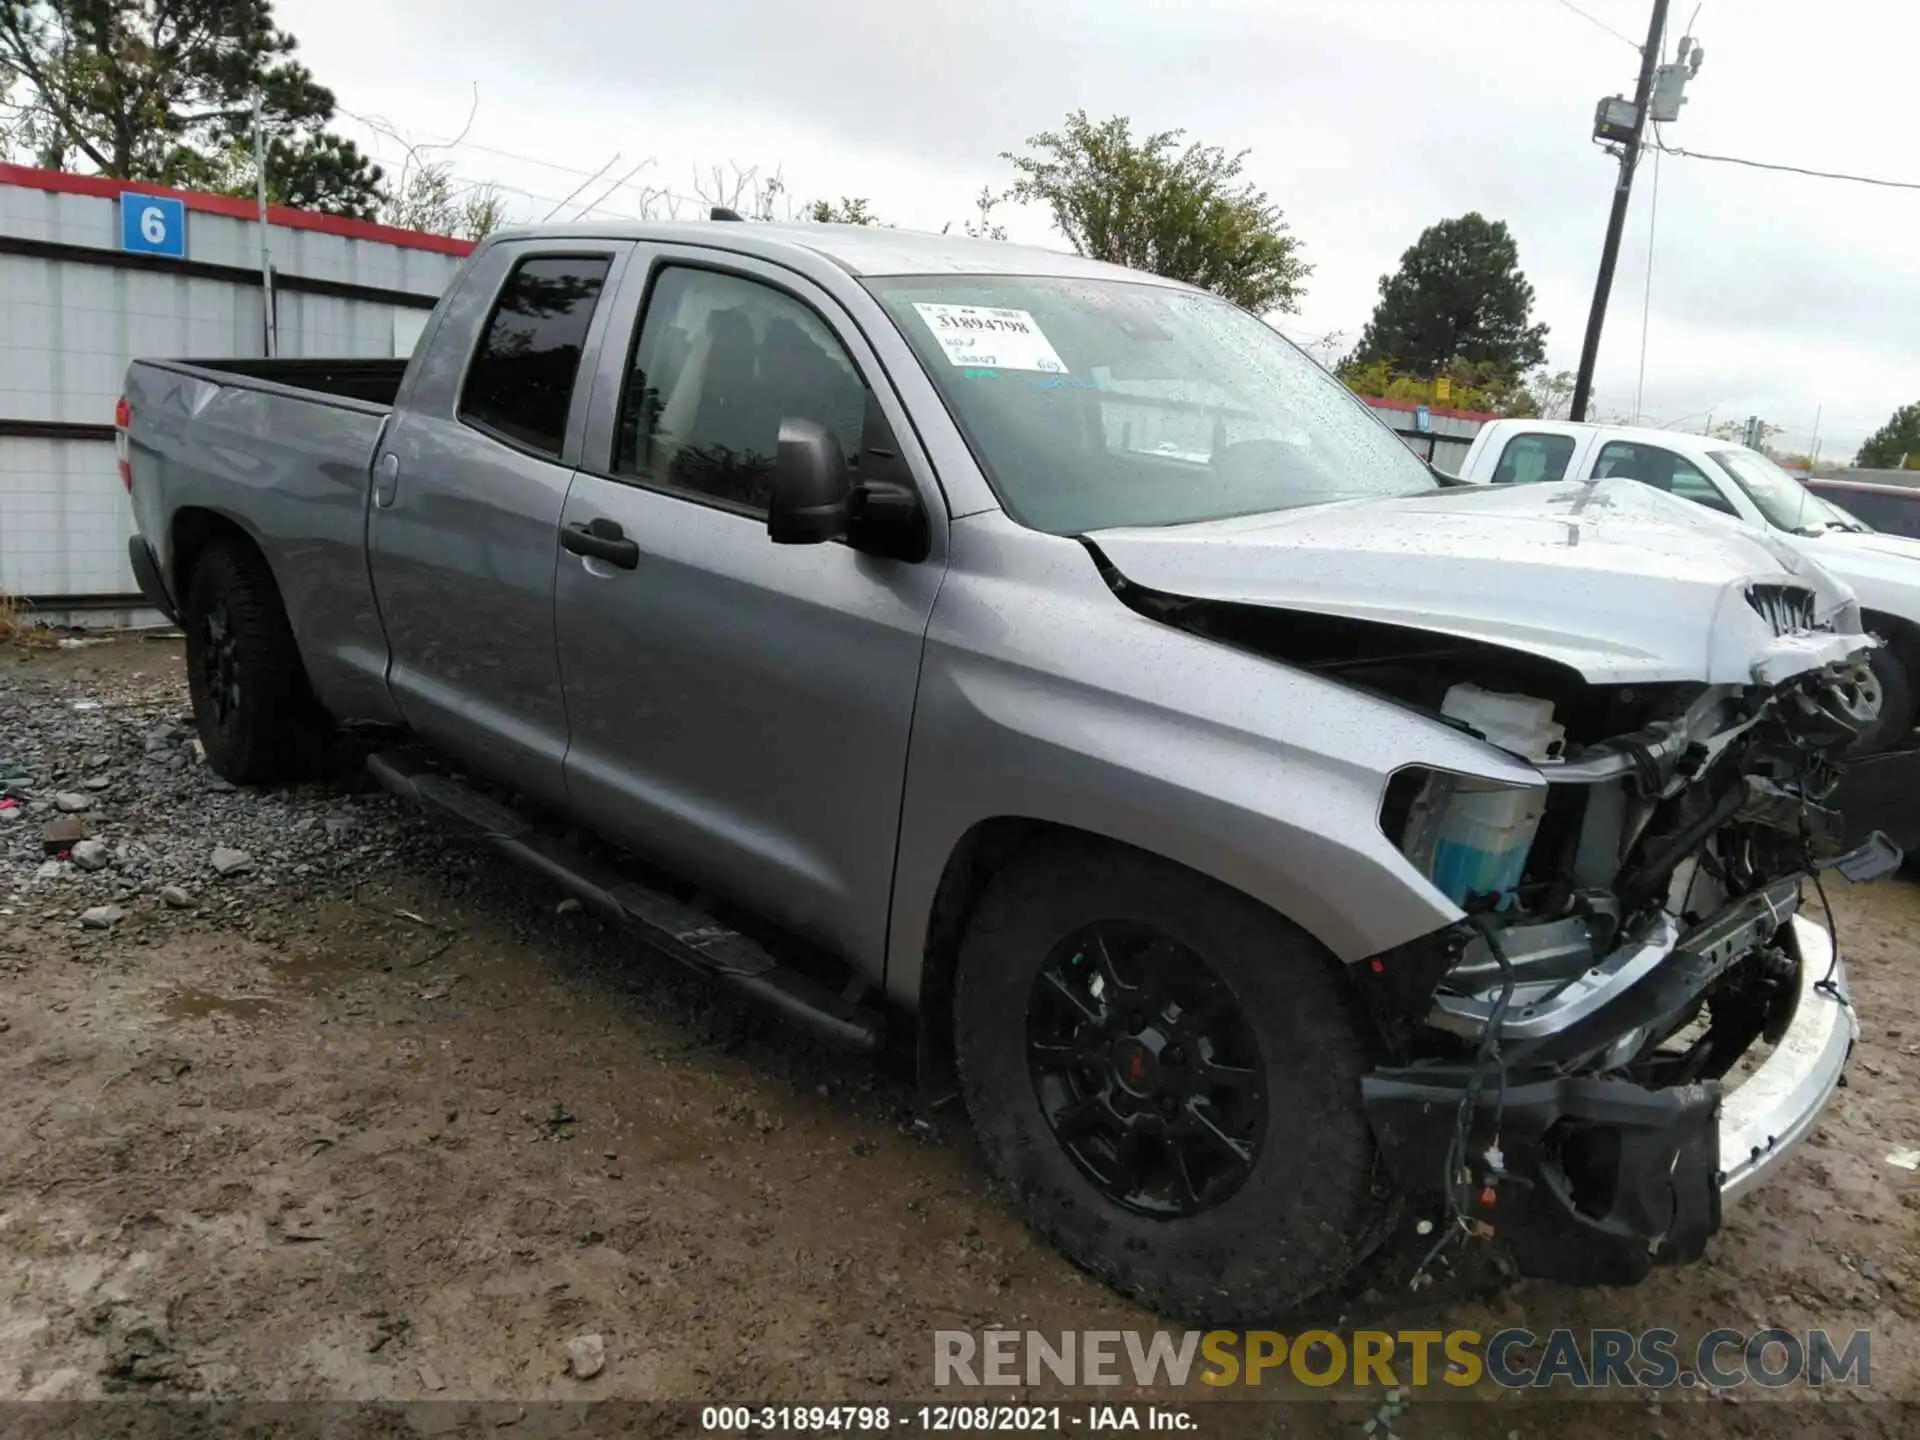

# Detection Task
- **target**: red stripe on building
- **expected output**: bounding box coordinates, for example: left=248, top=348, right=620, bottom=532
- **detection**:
left=0, top=162, right=476, bottom=257
left=1361, top=396, right=1498, bottom=424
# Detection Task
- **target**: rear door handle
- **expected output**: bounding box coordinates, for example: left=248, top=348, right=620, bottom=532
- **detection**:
left=373, top=453, right=400, bottom=508
left=561, top=517, right=639, bottom=570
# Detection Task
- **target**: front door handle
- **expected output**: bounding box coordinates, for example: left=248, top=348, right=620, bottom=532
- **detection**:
left=561, top=517, right=639, bottom=570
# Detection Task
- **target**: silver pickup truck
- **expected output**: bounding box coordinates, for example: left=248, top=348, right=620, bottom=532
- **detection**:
left=122, top=220, right=1876, bottom=1321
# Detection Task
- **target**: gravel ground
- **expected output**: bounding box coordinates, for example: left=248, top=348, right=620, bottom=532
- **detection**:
left=3, top=638, right=1918, bottom=1439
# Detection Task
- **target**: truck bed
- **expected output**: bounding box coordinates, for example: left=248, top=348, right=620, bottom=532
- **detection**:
left=174, top=356, right=409, bottom=409
left=123, top=356, right=401, bottom=725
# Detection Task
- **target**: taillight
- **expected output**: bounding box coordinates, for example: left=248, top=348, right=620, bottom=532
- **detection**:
left=114, top=395, right=131, bottom=492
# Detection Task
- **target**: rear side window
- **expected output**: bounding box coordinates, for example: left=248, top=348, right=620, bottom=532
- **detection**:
left=460, top=254, right=613, bottom=458
left=1819, top=488, right=1916, bottom=536
left=1489, top=432, right=1575, bottom=485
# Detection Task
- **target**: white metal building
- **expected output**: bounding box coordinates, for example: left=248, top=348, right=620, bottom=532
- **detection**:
left=0, top=163, right=471, bottom=622
left=1360, top=396, right=1492, bottom=475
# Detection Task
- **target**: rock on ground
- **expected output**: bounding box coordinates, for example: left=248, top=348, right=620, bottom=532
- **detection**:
left=41, top=816, right=86, bottom=853
left=564, top=1333, right=605, bottom=1380
left=70, top=839, right=111, bottom=872
left=209, top=846, right=253, bottom=877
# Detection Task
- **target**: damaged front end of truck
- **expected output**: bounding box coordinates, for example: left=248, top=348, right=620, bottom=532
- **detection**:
left=1094, top=503, right=1886, bottom=1285
left=1352, top=618, right=1884, bottom=1285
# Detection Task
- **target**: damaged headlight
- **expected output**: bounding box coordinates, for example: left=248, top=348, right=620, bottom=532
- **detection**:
left=1384, top=767, right=1548, bottom=909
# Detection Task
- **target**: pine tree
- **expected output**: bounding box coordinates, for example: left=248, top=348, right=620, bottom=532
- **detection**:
left=0, top=0, right=383, bottom=217
left=1348, top=213, right=1547, bottom=382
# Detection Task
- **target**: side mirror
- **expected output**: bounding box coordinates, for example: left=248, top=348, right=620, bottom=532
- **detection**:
left=767, top=418, right=849, bottom=545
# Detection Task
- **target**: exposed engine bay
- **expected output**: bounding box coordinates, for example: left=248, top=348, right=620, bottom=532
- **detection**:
left=1108, top=569, right=1889, bottom=1286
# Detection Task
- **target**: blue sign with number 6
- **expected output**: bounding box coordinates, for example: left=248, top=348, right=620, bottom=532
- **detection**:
left=121, top=193, right=187, bottom=258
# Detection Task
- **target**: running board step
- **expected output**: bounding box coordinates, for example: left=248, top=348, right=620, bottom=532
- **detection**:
left=366, top=750, right=885, bottom=1050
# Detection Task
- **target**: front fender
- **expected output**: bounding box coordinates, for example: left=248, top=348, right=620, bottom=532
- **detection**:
left=882, top=516, right=1541, bottom=1009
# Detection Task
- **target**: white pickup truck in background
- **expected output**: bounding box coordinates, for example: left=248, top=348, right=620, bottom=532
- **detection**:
left=1457, top=418, right=1920, bottom=755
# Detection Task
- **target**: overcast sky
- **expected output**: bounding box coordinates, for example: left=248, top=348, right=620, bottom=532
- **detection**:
left=281, top=0, right=1917, bottom=462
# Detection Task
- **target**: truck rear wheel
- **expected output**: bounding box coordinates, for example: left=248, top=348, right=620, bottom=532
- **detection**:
left=182, top=540, right=331, bottom=784
left=954, top=836, right=1384, bottom=1323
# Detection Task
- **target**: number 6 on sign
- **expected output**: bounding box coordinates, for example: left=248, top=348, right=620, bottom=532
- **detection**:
left=120, top=192, right=187, bottom=259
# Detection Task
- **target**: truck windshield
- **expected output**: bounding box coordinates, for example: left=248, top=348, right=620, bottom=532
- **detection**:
left=866, top=275, right=1437, bottom=534
left=1711, top=449, right=1867, bottom=535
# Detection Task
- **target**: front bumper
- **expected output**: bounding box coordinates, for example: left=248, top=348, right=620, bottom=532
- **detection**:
left=1362, top=914, right=1854, bottom=1286
left=1720, top=914, right=1856, bottom=1202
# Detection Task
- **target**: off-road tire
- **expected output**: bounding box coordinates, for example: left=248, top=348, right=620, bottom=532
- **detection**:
left=182, top=540, right=331, bottom=784
left=954, top=835, right=1382, bottom=1324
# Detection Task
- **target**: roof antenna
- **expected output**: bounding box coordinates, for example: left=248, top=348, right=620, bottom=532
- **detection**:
left=710, top=206, right=745, bottom=222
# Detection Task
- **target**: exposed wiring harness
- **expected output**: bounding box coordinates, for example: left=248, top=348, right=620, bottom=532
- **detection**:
left=1410, top=915, right=1515, bottom=1289
left=1798, top=797, right=1849, bottom=1008
left=1809, top=863, right=1848, bottom=1008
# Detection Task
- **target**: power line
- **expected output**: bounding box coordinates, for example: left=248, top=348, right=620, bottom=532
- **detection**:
left=1653, top=140, right=1920, bottom=191
left=1549, top=0, right=1645, bottom=51
left=1630, top=23, right=1673, bottom=426
left=439, top=137, right=618, bottom=182
left=426, top=168, right=618, bottom=216
left=538, top=152, right=623, bottom=222
left=570, top=157, right=659, bottom=221
left=1633, top=138, right=1661, bottom=423
left=333, top=107, right=666, bottom=208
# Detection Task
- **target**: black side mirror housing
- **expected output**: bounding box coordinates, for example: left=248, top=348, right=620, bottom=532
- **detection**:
left=768, top=419, right=850, bottom=545
left=767, top=402, right=931, bottom=561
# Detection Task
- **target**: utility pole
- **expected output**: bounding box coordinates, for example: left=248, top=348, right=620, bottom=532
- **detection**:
left=1570, top=0, right=1670, bottom=422
left=253, top=91, right=277, bottom=358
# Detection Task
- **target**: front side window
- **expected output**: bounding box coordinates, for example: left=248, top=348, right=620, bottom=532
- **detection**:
left=1489, top=432, right=1575, bottom=485
left=1713, top=450, right=1863, bottom=535
left=459, top=254, right=612, bottom=458
left=867, top=276, right=1434, bottom=534
left=1593, top=441, right=1737, bottom=514
left=615, top=266, right=867, bottom=514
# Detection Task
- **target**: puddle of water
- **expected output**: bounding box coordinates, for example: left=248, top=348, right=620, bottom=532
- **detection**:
left=159, top=989, right=283, bottom=1023
left=267, top=900, right=450, bottom=987
left=270, top=943, right=369, bottom=987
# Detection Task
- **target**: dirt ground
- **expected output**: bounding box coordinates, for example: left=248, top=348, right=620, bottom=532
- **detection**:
left=3, top=640, right=1918, bottom=1438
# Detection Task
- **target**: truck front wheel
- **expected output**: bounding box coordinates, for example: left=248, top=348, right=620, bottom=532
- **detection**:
left=182, top=540, right=331, bottom=783
left=1851, top=636, right=1918, bottom=757
left=954, top=836, right=1384, bottom=1323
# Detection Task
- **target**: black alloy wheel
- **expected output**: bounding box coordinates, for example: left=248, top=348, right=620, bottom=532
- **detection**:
left=199, top=598, right=243, bottom=730
left=1025, top=920, right=1267, bottom=1219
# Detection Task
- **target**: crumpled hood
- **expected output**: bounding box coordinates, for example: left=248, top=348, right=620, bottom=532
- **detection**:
left=1089, top=478, right=1868, bottom=686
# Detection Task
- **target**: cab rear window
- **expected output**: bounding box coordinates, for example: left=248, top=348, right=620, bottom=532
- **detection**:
left=1489, top=432, right=1574, bottom=485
